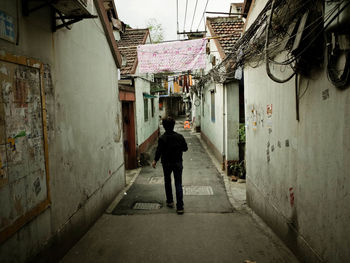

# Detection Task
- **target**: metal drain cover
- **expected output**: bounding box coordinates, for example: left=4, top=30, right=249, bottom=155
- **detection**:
left=133, top=202, right=161, bottom=210
left=149, top=177, right=163, bottom=184
left=183, top=186, right=214, bottom=195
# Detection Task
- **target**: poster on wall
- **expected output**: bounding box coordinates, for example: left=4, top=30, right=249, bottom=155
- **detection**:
left=0, top=57, right=49, bottom=244
left=0, top=10, right=15, bottom=43
left=266, top=104, right=273, bottom=128
left=251, top=109, right=257, bottom=130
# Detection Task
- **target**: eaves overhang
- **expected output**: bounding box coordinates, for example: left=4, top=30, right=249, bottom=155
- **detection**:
left=94, top=0, right=122, bottom=68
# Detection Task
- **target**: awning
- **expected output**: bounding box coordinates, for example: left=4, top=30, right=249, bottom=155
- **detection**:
left=143, top=93, right=157, bottom=99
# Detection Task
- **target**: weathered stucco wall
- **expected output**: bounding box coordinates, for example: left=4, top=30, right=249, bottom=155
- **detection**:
left=244, top=1, right=350, bottom=262
left=134, top=77, right=159, bottom=150
left=50, top=4, right=125, bottom=238
left=201, top=82, right=224, bottom=162
left=201, top=26, right=241, bottom=164
left=0, top=2, right=125, bottom=262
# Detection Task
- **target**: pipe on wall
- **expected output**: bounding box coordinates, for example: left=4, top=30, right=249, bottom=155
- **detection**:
left=222, top=84, right=226, bottom=170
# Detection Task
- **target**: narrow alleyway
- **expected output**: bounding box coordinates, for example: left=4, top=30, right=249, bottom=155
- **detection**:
left=60, top=118, right=299, bottom=263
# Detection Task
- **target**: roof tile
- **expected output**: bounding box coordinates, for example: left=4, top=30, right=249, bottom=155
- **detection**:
left=118, top=28, right=149, bottom=74
left=207, top=17, right=244, bottom=55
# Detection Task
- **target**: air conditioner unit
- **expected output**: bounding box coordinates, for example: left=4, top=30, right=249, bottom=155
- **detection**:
left=52, top=0, right=94, bottom=17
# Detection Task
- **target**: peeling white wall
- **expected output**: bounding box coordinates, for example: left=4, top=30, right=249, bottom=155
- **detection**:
left=201, top=82, right=224, bottom=159
left=200, top=26, right=240, bottom=162
left=200, top=29, right=224, bottom=160
left=134, top=77, right=159, bottom=148
left=244, top=1, right=350, bottom=262
left=51, top=7, right=125, bottom=231
left=0, top=2, right=125, bottom=262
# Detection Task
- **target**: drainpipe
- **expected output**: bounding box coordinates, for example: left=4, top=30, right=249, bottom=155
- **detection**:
left=222, top=84, right=226, bottom=171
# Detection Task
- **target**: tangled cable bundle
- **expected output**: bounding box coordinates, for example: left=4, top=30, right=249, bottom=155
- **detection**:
left=194, top=0, right=350, bottom=91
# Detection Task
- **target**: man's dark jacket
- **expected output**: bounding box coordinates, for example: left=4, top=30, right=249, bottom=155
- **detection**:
left=154, top=130, right=188, bottom=164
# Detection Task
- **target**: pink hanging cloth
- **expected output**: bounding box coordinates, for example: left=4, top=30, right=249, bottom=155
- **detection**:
left=137, top=38, right=207, bottom=74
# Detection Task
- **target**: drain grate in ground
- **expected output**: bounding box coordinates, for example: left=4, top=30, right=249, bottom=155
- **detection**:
left=183, top=186, right=214, bottom=195
left=133, top=202, right=162, bottom=210
left=149, top=177, right=163, bottom=184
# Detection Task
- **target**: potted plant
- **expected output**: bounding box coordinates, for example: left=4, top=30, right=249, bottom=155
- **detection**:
left=229, top=160, right=246, bottom=181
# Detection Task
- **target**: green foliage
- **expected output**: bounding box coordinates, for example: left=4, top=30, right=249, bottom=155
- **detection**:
left=229, top=160, right=246, bottom=179
left=146, top=18, right=164, bottom=43
left=14, top=130, right=26, bottom=139
left=239, top=123, right=245, bottom=143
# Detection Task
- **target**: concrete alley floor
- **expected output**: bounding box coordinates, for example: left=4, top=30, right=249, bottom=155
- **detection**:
left=60, top=119, right=300, bottom=263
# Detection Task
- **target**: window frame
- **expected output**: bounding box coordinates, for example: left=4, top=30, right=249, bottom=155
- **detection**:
left=151, top=98, right=154, bottom=117
left=210, top=90, right=215, bottom=122
left=144, top=98, right=149, bottom=122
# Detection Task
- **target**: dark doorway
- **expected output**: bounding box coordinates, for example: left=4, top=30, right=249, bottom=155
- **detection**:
left=122, top=101, right=137, bottom=169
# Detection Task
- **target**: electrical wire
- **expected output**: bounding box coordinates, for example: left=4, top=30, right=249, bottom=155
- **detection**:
left=190, top=0, right=199, bottom=32
left=197, top=0, right=209, bottom=31
left=265, top=0, right=295, bottom=83
left=194, top=0, right=350, bottom=91
left=327, top=33, right=350, bottom=89
left=298, top=79, right=310, bottom=100
left=183, top=0, right=188, bottom=32
left=267, top=0, right=345, bottom=66
left=177, top=0, right=179, bottom=34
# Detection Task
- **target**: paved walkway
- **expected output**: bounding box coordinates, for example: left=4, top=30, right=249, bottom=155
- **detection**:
left=61, top=119, right=299, bottom=263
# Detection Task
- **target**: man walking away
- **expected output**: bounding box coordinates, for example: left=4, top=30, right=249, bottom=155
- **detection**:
left=152, top=117, right=188, bottom=214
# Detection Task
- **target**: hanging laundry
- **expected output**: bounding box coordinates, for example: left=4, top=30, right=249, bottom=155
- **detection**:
left=168, top=76, right=174, bottom=94
left=137, top=39, right=207, bottom=73
left=174, top=80, right=181, bottom=93
left=178, top=75, right=183, bottom=87
left=184, top=75, right=189, bottom=93
left=189, top=75, right=193, bottom=86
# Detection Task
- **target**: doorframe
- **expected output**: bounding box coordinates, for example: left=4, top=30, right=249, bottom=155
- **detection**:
left=120, top=91, right=137, bottom=169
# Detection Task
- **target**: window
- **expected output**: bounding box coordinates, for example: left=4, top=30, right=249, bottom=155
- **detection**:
left=211, top=90, right=215, bottom=122
left=144, top=98, right=148, bottom=121
left=151, top=98, right=154, bottom=117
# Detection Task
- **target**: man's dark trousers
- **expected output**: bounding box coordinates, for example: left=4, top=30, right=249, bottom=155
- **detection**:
left=162, top=162, right=183, bottom=210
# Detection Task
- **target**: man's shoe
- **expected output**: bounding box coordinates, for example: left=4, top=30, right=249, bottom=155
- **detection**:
left=176, top=209, right=184, bottom=215
left=166, top=202, right=174, bottom=208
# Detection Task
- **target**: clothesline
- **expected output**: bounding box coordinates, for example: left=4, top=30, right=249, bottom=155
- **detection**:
left=118, top=34, right=238, bottom=49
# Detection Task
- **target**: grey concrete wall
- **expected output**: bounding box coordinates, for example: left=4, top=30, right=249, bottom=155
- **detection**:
left=244, top=1, right=350, bottom=261
left=0, top=2, right=125, bottom=262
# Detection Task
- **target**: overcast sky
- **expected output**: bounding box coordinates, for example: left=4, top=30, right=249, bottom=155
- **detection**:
left=115, top=0, right=244, bottom=41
